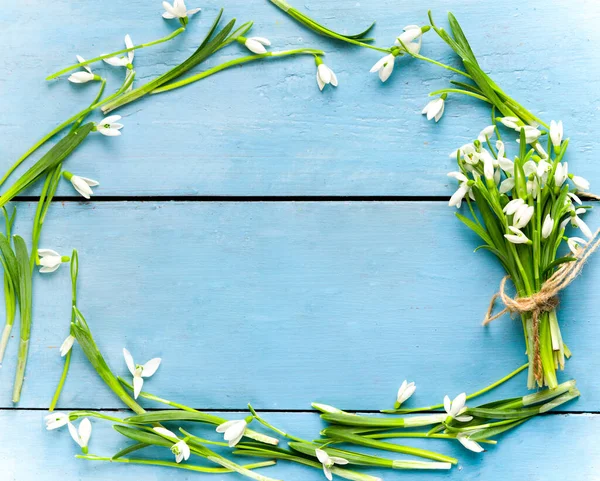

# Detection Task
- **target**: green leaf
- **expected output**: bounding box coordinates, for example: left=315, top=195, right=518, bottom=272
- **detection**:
left=447, top=13, right=477, bottom=65
left=114, top=425, right=172, bottom=448
left=126, top=410, right=223, bottom=425
left=111, top=442, right=149, bottom=460
left=288, top=442, right=394, bottom=468
left=455, top=213, right=494, bottom=246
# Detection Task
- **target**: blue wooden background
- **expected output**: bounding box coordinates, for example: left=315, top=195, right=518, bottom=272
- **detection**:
left=1, top=0, right=599, bottom=479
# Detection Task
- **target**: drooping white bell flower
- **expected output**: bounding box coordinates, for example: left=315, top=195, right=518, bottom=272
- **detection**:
left=550, top=120, right=563, bottom=149
left=68, top=418, right=92, bottom=452
left=68, top=55, right=98, bottom=84
left=394, top=25, right=424, bottom=55
left=38, top=249, right=68, bottom=274
left=315, top=59, right=338, bottom=91
left=123, top=348, right=162, bottom=399
left=162, top=0, right=200, bottom=20
left=554, top=162, right=569, bottom=187
left=499, top=116, right=520, bottom=130
left=561, top=208, right=593, bottom=239
left=542, top=214, right=554, bottom=240
left=45, top=412, right=70, bottom=430
left=395, top=380, right=416, bottom=408
left=422, top=97, right=445, bottom=122
left=63, top=171, right=99, bottom=199
left=567, top=192, right=582, bottom=205
left=60, top=334, right=76, bottom=357
left=216, top=419, right=248, bottom=447
left=516, top=125, right=542, bottom=144
left=241, top=36, right=271, bottom=55
left=153, top=427, right=191, bottom=463
left=478, top=125, right=496, bottom=143
left=570, top=174, right=590, bottom=191
left=512, top=204, right=534, bottom=229
left=567, top=237, right=587, bottom=254
left=443, top=393, right=473, bottom=422
left=457, top=433, right=485, bottom=453
left=499, top=177, right=515, bottom=194
left=370, top=54, right=396, bottom=82
left=504, top=226, right=531, bottom=244
left=503, top=198, right=525, bottom=216
left=480, top=149, right=495, bottom=181
left=316, top=448, right=349, bottom=481
left=103, top=35, right=134, bottom=68
left=448, top=172, right=471, bottom=208
left=96, top=115, right=124, bottom=137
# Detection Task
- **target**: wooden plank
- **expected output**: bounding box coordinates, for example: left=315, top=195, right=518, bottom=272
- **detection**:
left=0, top=410, right=597, bottom=480
left=2, top=0, right=599, bottom=196
left=0, top=201, right=597, bottom=410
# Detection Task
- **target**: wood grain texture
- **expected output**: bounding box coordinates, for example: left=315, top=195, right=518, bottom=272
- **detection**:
left=1, top=410, right=598, bottom=480
left=1, top=0, right=599, bottom=196
left=0, top=201, right=597, bottom=411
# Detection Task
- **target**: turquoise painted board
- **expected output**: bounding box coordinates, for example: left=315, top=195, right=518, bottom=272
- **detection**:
left=0, top=202, right=597, bottom=411
left=2, top=411, right=598, bottom=480
left=1, top=0, right=598, bottom=196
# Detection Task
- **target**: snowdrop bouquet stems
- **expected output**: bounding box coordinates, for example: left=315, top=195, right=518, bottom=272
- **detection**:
left=0, top=208, right=17, bottom=364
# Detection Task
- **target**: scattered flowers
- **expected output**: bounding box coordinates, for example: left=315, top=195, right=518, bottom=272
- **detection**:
left=394, top=380, right=416, bottom=408
left=457, top=433, right=485, bottom=453
left=60, top=334, right=76, bottom=357
left=216, top=419, right=248, bottom=447
left=240, top=36, right=271, bottom=54
left=68, top=55, right=98, bottom=84
left=315, top=448, right=349, bottom=481
left=95, top=115, right=124, bottom=137
left=370, top=54, right=396, bottom=83
left=153, top=427, right=191, bottom=463
left=443, top=393, right=473, bottom=422
left=315, top=57, right=338, bottom=91
left=45, top=412, right=70, bottom=430
left=103, top=35, right=134, bottom=69
left=162, top=0, right=200, bottom=20
left=63, top=171, right=99, bottom=199
left=68, top=418, right=92, bottom=452
left=123, top=348, right=162, bottom=399
left=38, top=249, right=68, bottom=274
left=422, top=96, right=445, bottom=122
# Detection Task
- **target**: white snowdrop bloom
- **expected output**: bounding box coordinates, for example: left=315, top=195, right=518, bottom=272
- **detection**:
left=513, top=204, right=534, bottom=229
left=96, top=115, right=124, bottom=137
left=394, top=25, right=424, bottom=55
left=567, top=237, right=587, bottom=254
left=162, top=0, right=200, bottom=20
left=370, top=54, right=396, bottom=82
left=493, top=167, right=501, bottom=186
left=504, top=226, right=531, bottom=244
left=153, top=427, right=191, bottom=463
left=499, top=116, right=520, bottom=130
left=68, top=55, right=97, bottom=84
left=68, top=418, right=92, bottom=451
left=316, top=448, right=349, bottom=481
left=523, top=160, right=537, bottom=178
left=480, top=149, right=495, bottom=180
left=572, top=209, right=593, bottom=239
left=554, top=162, right=569, bottom=187
left=45, top=412, right=70, bottom=430
left=448, top=172, right=471, bottom=208
left=478, top=125, right=496, bottom=143
left=536, top=160, right=551, bottom=182
left=503, top=198, right=525, bottom=216
left=38, top=249, right=66, bottom=274
left=499, top=177, right=515, bottom=194
left=63, top=171, right=99, bottom=200
left=443, top=393, right=473, bottom=422
left=567, top=192, right=582, bottom=205
left=527, top=176, right=540, bottom=199
left=395, top=380, right=416, bottom=407
left=533, top=142, right=548, bottom=159
left=457, top=434, right=485, bottom=453
left=60, top=334, right=76, bottom=357
left=550, top=120, right=563, bottom=148
left=316, top=62, right=338, bottom=91
left=103, top=35, right=134, bottom=68
left=498, top=157, right=514, bottom=174
left=241, top=37, right=271, bottom=54
left=570, top=175, right=590, bottom=191
left=449, top=144, right=473, bottom=160
left=542, top=214, right=554, bottom=240
left=123, top=348, right=162, bottom=399
left=421, top=97, right=445, bottom=122
left=216, top=419, right=248, bottom=447
left=517, top=125, right=542, bottom=144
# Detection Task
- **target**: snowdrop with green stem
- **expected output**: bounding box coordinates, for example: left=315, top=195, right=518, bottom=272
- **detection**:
left=443, top=393, right=473, bottom=423
left=38, top=249, right=69, bottom=274
left=95, top=115, right=124, bottom=136
left=394, top=380, right=416, bottom=409
left=315, top=56, right=338, bottom=91
left=103, top=35, right=135, bottom=69
left=422, top=95, right=446, bottom=122
left=239, top=36, right=271, bottom=54
left=63, top=171, right=99, bottom=199
left=153, top=427, right=191, bottom=463
left=68, top=56, right=101, bottom=84
left=68, top=418, right=92, bottom=453
left=45, top=412, right=70, bottom=430
left=315, top=448, right=349, bottom=481
left=162, top=0, right=201, bottom=25
left=123, top=348, right=162, bottom=399
left=216, top=418, right=251, bottom=447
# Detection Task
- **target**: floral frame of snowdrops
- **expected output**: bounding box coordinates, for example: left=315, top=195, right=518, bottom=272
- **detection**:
left=0, top=1, right=593, bottom=479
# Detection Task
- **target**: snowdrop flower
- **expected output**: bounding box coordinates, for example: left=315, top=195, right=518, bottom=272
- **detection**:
left=422, top=97, right=445, bottom=122
left=567, top=192, right=582, bottom=205
left=561, top=208, right=593, bottom=239
left=154, top=427, right=191, bottom=463
left=62, top=171, right=99, bottom=200
left=103, top=35, right=134, bottom=68
left=45, top=412, right=70, bottom=430
left=395, top=380, right=416, bottom=408
left=38, top=249, right=68, bottom=274
left=240, top=36, right=271, bottom=55
left=570, top=174, right=590, bottom=191
left=480, top=149, right=495, bottom=181
left=504, top=226, right=531, bottom=244
left=95, top=115, right=124, bottom=137
left=443, top=393, right=473, bottom=422
left=567, top=237, right=587, bottom=254
left=478, top=125, right=496, bottom=143
left=316, top=448, right=349, bottom=480
left=315, top=58, right=338, bottom=91
left=499, top=116, right=520, bottom=130
left=449, top=144, right=474, bottom=160
left=499, top=177, right=515, bottom=194
left=60, top=334, right=76, bottom=357
left=448, top=172, right=471, bottom=208
left=550, top=120, right=563, bottom=149
left=503, top=198, right=525, bottom=216
left=216, top=419, right=248, bottom=447
left=162, top=0, right=200, bottom=21
left=554, top=162, right=568, bottom=187
left=542, top=214, right=554, bottom=240
left=68, top=55, right=98, bottom=83
left=457, top=433, right=485, bottom=453
left=394, top=25, right=424, bottom=55
left=537, top=160, right=551, bottom=182
left=512, top=204, right=534, bottom=229
left=370, top=54, right=396, bottom=82
left=123, top=348, right=162, bottom=399
left=68, top=418, right=92, bottom=453
left=517, top=125, right=542, bottom=144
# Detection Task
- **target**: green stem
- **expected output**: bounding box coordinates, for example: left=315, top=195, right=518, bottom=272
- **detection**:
left=429, top=88, right=490, bottom=103
left=152, top=49, right=325, bottom=94
left=48, top=349, right=72, bottom=411
left=46, top=28, right=186, bottom=80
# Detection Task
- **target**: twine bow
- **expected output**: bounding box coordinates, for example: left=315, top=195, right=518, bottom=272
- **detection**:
left=483, top=229, right=600, bottom=382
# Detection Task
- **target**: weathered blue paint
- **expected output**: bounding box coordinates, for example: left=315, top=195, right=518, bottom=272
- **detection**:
left=1, top=0, right=599, bottom=196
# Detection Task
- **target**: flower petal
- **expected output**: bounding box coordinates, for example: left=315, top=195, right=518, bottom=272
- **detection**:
left=133, top=374, right=144, bottom=399
left=123, top=348, right=136, bottom=376
left=142, top=357, right=162, bottom=377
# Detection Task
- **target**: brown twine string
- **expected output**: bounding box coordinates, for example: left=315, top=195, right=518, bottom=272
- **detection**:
left=483, top=229, right=600, bottom=382
left=577, top=191, right=600, bottom=201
